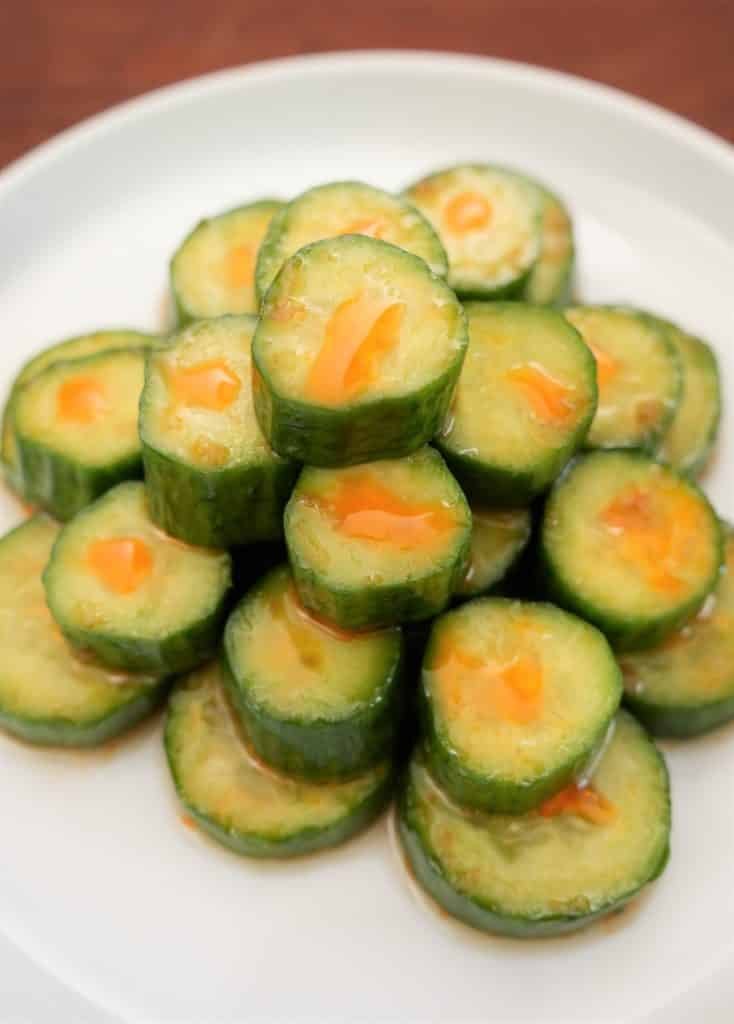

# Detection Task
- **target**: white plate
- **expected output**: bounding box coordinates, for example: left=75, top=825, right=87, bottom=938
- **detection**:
left=1, top=52, right=733, bottom=1024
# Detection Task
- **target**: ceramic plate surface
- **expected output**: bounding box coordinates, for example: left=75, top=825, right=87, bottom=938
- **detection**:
left=0, top=51, right=733, bottom=1023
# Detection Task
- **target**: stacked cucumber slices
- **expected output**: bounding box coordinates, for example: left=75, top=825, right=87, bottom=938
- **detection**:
left=0, top=165, right=727, bottom=940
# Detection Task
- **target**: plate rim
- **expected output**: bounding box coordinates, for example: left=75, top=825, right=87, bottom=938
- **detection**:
left=1, top=50, right=733, bottom=203
left=1, top=49, right=734, bottom=1024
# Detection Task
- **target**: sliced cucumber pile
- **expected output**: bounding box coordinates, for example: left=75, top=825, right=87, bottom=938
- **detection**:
left=2, top=328, right=155, bottom=495
left=541, top=451, right=722, bottom=649
left=0, top=516, right=168, bottom=746
left=405, top=164, right=542, bottom=299
left=422, top=598, right=622, bottom=813
left=14, top=348, right=146, bottom=520
left=454, top=506, right=531, bottom=600
left=285, top=448, right=472, bottom=629
left=398, top=711, right=670, bottom=938
left=223, top=565, right=403, bottom=779
left=43, top=482, right=232, bottom=673
left=165, top=661, right=393, bottom=858
left=253, top=234, right=467, bottom=466
left=171, top=199, right=283, bottom=323
left=6, top=159, right=729, bottom=942
left=436, top=303, right=597, bottom=504
left=564, top=306, right=682, bottom=452
left=140, top=315, right=298, bottom=547
left=255, top=180, right=447, bottom=300
left=620, top=525, right=734, bottom=737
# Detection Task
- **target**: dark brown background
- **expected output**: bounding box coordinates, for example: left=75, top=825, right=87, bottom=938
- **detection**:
left=0, top=0, right=732, bottom=170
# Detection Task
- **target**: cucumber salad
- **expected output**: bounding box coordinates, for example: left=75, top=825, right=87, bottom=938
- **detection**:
left=0, top=163, right=727, bottom=940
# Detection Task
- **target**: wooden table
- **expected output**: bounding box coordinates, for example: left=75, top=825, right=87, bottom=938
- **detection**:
left=0, top=0, right=732, bottom=169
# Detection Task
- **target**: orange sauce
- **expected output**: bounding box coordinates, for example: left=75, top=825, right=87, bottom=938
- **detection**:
left=600, top=484, right=698, bottom=594
left=269, top=583, right=358, bottom=670
left=506, top=363, right=577, bottom=425
left=306, top=293, right=405, bottom=404
left=169, top=359, right=241, bottom=410
left=443, top=192, right=492, bottom=233
left=586, top=340, right=619, bottom=390
left=87, top=537, right=153, bottom=595
left=318, top=472, right=456, bottom=550
left=222, top=245, right=254, bottom=289
left=433, top=641, right=544, bottom=724
left=539, top=783, right=616, bottom=825
left=56, top=376, right=108, bottom=424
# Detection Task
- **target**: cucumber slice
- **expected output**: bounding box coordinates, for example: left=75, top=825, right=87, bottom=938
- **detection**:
left=285, top=448, right=472, bottom=629
left=2, top=329, right=155, bottom=494
left=404, top=164, right=542, bottom=299
left=170, top=199, right=282, bottom=324
left=620, top=525, right=734, bottom=736
left=255, top=181, right=447, bottom=301
left=541, top=451, right=722, bottom=650
left=455, top=506, right=531, bottom=600
left=522, top=182, right=574, bottom=306
left=564, top=306, right=682, bottom=452
left=44, top=481, right=232, bottom=673
left=165, top=661, right=393, bottom=858
left=252, top=234, right=467, bottom=467
left=436, top=303, right=597, bottom=504
left=398, top=711, right=670, bottom=938
left=653, top=318, right=721, bottom=478
left=14, top=349, right=146, bottom=521
left=0, top=516, right=168, bottom=746
left=140, top=316, right=298, bottom=547
left=222, top=565, right=403, bottom=780
left=422, top=598, right=622, bottom=813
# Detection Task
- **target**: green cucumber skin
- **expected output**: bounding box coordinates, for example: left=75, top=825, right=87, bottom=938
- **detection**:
left=16, top=435, right=141, bottom=521
left=288, top=547, right=469, bottom=631
left=403, top=164, right=543, bottom=302
left=286, top=467, right=472, bottom=631
left=164, top=714, right=394, bottom=859
left=435, top=303, right=597, bottom=506
left=44, top=550, right=233, bottom=675
left=420, top=605, right=622, bottom=814
left=436, top=438, right=588, bottom=508
left=453, top=523, right=533, bottom=602
left=255, top=182, right=449, bottom=302
left=182, top=780, right=392, bottom=859
left=451, top=264, right=533, bottom=303
left=540, top=456, right=723, bottom=651
left=253, top=238, right=468, bottom=468
left=172, top=199, right=282, bottom=327
left=422, top=707, right=615, bottom=816
left=577, top=307, right=683, bottom=456
left=142, top=442, right=298, bottom=548
left=2, top=331, right=157, bottom=497
left=623, top=692, right=734, bottom=739
left=644, top=315, right=722, bottom=479
left=253, top=351, right=466, bottom=468
left=525, top=259, right=574, bottom=309
left=0, top=680, right=169, bottom=748
left=44, top=596, right=230, bottom=674
left=520, top=183, right=575, bottom=307
left=220, top=649, right=404, bottom=782
left=540, top=543, right=722, bottom=652
left=396, top=774, right=670, bottom=939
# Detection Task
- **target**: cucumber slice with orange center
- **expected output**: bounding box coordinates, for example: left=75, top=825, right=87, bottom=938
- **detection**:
left=44, top=481, right=232, bottom=673
left=284, top=447, right=471, bottom=629
left=253, top=235, right=467, bottom=467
